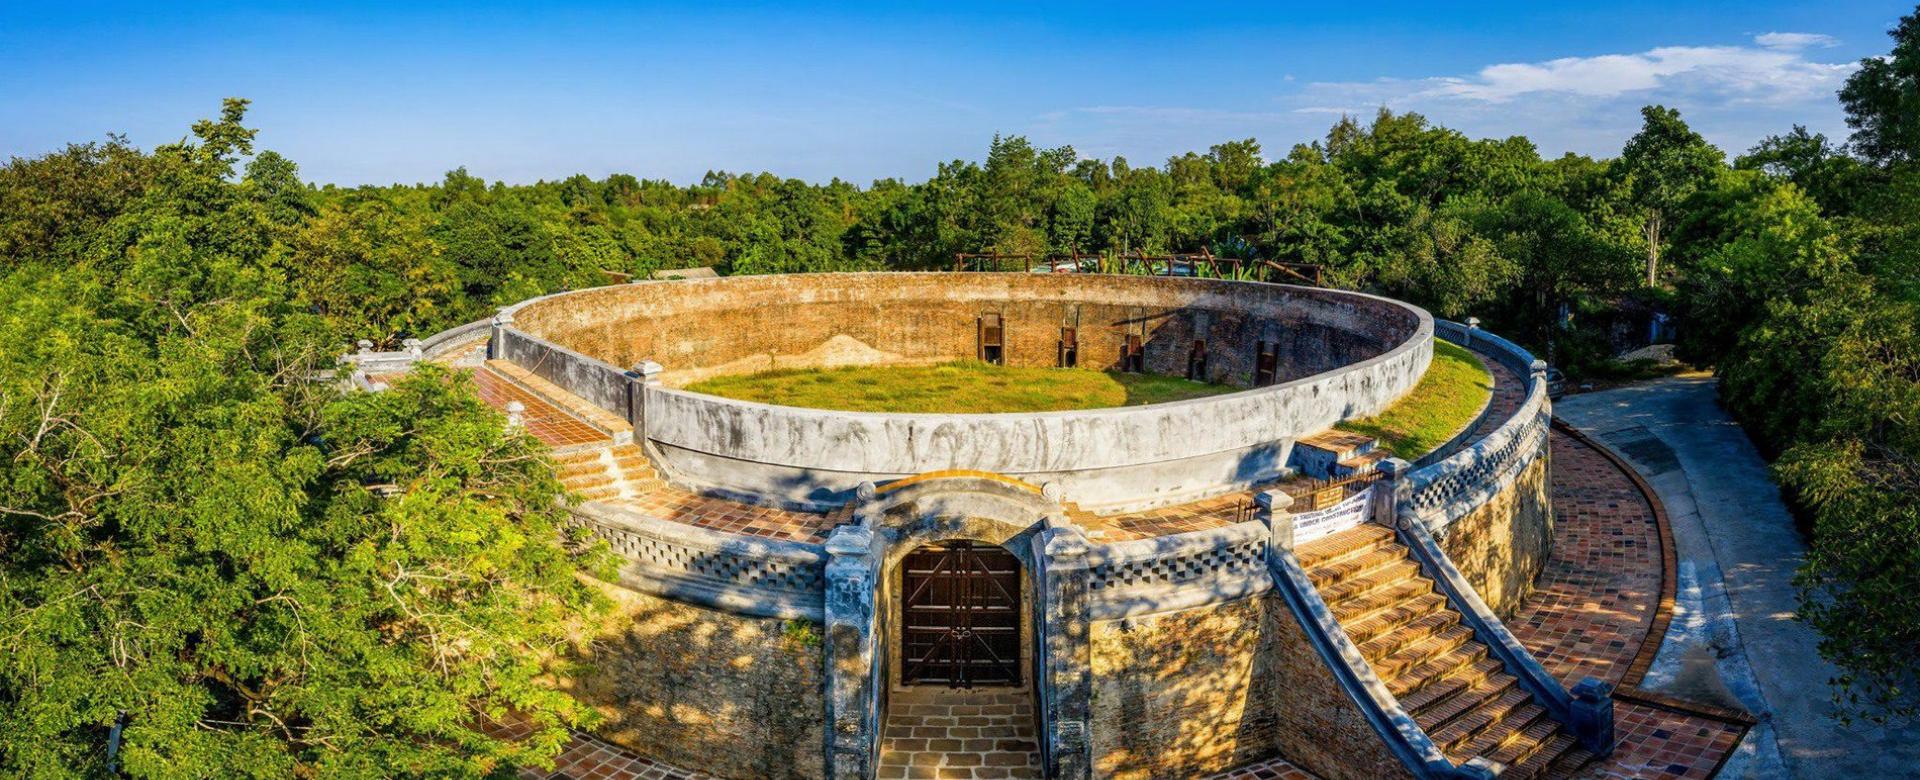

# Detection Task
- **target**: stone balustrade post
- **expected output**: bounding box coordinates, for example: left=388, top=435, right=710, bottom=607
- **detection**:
left=624, top=360, right=663, bottom=438
left=1254, top=488, right=1295, bottom=555
left=1570, top=677, right=1616, bottom=757
left=1035, top=516, right=1093, bottom=780
left=1464, top=316, right=1481, bottom=349
left=487, top=310, right=515, bottom=361
left=504, top=401, right=525, bottom=429
left=402, top=338, right=423, bottom=360
left=1373, top=457, right=1413, bottom=527
left=822, top=524, right=881, bottom=780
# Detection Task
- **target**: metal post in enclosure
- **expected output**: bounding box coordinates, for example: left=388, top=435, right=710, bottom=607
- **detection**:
left=822, top=523, right=881, bottom=780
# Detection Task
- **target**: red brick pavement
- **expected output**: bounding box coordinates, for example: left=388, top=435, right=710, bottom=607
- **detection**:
left=472, top=368, right=612, bottom=448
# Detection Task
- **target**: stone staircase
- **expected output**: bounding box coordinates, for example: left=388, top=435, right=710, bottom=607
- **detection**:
left=1292, top=430, right=1390, bottom=480
left=552, top=442, right=663, bottom=503
left=1299, top=524, right=1593, bottom=778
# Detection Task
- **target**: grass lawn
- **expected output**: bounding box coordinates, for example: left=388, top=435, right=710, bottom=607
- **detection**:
left=1337, top=339, right=1494, bottom=459
left=685, top=360, right=1236, bottom=413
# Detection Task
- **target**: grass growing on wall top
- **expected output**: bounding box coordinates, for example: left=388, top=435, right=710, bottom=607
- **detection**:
left=1337, top=339, right=1494, bottom=459
left=685, top=360, right=1235, bottom=413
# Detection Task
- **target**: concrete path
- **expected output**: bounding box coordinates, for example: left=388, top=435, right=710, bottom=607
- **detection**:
left=1554, top=375, right=1920, bottom=779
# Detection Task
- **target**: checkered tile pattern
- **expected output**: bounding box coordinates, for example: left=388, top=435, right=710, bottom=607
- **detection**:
left=1577, top=702, right=1745, bottom=779
left=472, top=367, right=612, bottom=448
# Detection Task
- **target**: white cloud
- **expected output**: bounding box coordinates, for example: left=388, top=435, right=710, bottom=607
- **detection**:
left=1413, top=43, right=1854, bottom=104
left=1755, top=32, right=1839, bottom=50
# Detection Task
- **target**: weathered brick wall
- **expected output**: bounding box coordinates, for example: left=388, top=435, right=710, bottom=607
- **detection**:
left=566, top=580, right=826, bottom=779
left=1087, top=596, right=1409, bottom=780
left=1436, top=454, right=1553, bottom=616
left=506, top=273, right=1418, bottom=388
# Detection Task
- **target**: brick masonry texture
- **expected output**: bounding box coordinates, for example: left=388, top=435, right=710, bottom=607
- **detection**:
left=1087, top=596, right=1408, bottom=780
left=877, top=686, right=1043, bottom=779
left=564, top=580, right=827, bottom=779
left=508, top=273, right=1419, bottom=389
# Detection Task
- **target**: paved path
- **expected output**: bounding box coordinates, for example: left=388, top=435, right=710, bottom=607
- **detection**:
left=1554, top=376, right=1920, bottom=779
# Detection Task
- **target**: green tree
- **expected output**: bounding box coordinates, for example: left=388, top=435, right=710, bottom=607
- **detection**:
left=1840, top=10, right=1920, bottom=166
left=1617, top=106, right=1725, bottom=288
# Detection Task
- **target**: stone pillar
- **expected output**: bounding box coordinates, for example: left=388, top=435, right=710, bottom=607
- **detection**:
left=1570, top=677, right=1616, bottom=757
left=402, top=338, right=423, bottom=360
left=1464, top=316, right=1481, bottom=349
left=504, top=401, right=525, bottom=429
left=1255, top=488, right=1295, bottom=554
left=1373, top=457, right=1413, bottom=527
left=1035, top=516, right=1093, bottom=780
left=624, top=360, right=663, bottom=437
left=487, top=310, right=514, bottom=361
left=823, top=524, right=881, bottom=780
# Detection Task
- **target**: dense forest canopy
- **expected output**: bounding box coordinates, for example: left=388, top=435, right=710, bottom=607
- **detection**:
left=4, top=7, right=1920, bottom=777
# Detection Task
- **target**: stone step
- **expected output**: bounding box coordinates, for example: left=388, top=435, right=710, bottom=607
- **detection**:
left=1372, top=624, right=1476, bottom=680
left=1357, top=610, right=1461, bottom=664
left=1320, top=560, right=1424, bottom=604
left=1476, top=710, right=1562, bottom=771
left=1344, top=592, right=1450, bottom=646
left=1387, top=640, right=1490, bottom=699
left=1331, top=578, right=1435, bottom=626
left=1509, top=733, right=1587, bottom=780
left=1453, top=703, right=1550, bottom=763
left=1398, top=657, right=1504, bottom=714
left=1428, top=686, right=1533, bottom=753
left=1307, top=544, right=1410, bottom=589
left=1297, top=523, right=1396, bottom=568
left=1412, top=670, right=1519, bottom=735
left=1296, top=430, right=1378, bottom=460
left=1333, top=449, right=1391, bottom=476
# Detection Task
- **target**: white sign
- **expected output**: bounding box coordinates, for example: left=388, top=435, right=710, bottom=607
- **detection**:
left=1292, top=486, right=1375, bottom=543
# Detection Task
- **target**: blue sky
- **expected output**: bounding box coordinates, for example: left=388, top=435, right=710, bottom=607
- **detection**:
left=1, top=1, right=1911, bottom=185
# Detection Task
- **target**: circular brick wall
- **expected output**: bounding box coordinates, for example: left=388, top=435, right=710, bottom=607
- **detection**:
left=502, top=273, right=1434, bottom=512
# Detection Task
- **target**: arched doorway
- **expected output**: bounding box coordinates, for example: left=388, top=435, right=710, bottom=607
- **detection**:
left=899, top=540, right=1024, bottom=687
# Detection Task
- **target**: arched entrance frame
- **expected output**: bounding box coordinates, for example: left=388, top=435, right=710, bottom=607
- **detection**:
left=820, top=472, right=1094, bottom=780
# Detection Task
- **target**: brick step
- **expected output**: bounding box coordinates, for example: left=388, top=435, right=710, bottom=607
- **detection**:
left=1320, top=560, right=1424, bottom=604
left=1398, top=657, right=1505, bottom=713
left=1477, top=710, right=1563, bottom=772
left=1357, top=610, right=1461, bottom=663
left=573, top=485, right=624, bottom=502
left=1296, top=523, right=1395, bottom=569
left=1387, top=641, right=1489, bottom=699
left=558, top=459, right=612, bottom=479
left=551, top=449, right=608, bottom=466
left=1411, top=669, right=1519, bottom=734
left=1509, top=733, right=1588, bottom=780
left=1308, top=543, right=1410, bottom=589
left=1451, top=703, right=1550, bottom=764
left=1344, top=592, right=1450, bottom=646
left=1296, top=430, right=1377, bottom=461
left=1331, top=578, right=1435, bottom=626
left=1428, top=687, right=1534, bottom=753
left=1334, top=449, right=1391, bottom=475
left=1372, top=624, right=1476, bottom=680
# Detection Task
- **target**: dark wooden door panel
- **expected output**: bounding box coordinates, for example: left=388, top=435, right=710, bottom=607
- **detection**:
left=901, top=541, right=1022, bottom=687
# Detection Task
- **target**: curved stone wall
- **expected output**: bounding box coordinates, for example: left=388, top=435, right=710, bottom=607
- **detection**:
left=499, top=273, right=1434, bottom=512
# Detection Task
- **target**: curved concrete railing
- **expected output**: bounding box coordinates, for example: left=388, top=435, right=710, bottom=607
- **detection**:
left=418, top=317, right=491, bottom=363
left=570, top=503, right=828, bottom=620
left=1083, top=520, right=1271, bottom=620
left=1401, top=379, right=1550, bottom=535
left=479, top=273, right=1434, bottom=514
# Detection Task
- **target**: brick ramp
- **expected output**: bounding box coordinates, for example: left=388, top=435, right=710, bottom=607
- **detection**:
left=1297, top=524, right=1591, bottom=778
left=877, top=686, right=1042, bottom=779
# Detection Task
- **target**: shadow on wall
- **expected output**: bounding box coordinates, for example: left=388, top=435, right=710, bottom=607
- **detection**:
left=563, top=582, right=828, bottom=780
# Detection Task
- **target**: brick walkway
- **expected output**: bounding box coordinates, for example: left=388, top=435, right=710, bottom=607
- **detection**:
left=877, top=687, right=1043, bottom=779
left=472, top=367, right=612, bottom=448
left=1512, top=427, right=1747, bottom=779
left=606, top=487, right=850, bottom=543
